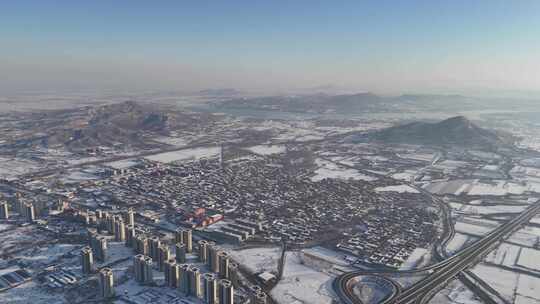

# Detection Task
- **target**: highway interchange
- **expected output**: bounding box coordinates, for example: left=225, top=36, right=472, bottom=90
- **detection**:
left=334, top=199, right=540, bottom=304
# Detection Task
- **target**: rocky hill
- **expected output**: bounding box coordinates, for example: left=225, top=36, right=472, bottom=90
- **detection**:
left=364, top=116, right=514, bottom=150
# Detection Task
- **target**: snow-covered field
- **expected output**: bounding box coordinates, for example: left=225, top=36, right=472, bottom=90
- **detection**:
left=104, top=158, right=140, bottom=169
left=425, top=179, right=529, bottom=196
left=246, top=144, right=286, bottom=155
left=15, top=243, right=80, bottom=268
left=226, top=246, right=281, bottom=274
left=517, top=274, right=540, bottom=301
left=430, top=280, right=483, bottom=304
left=472, top=264, right=519, bottom=303
left=1, top=281, right=63, bottom=304
left=0, top=157, right=43, bottom=178
left=445, top=233, right=478, bottom=255
left=271, top=251, right=335, bottom=304
left=144, top=147, right=220, bottom=163
left=459, top=204, right=528, bottom=215
left=374, top=185, right=419, bottom=194
left=485, top=243, right=521, bottom=267
left=151, top=136, right=189, bottom=147
left=516, top=248, right=540, bottom=271
left=353, top=275, right=395, bottom=304
left=311, top=158, right=377, bottom=182
left=507, top=226, right=540, bottom=247
left=399, top=248, right=429, bottom=270
left=397, top=153, right=436, bottom=162
left=60, top=170, right=100, bottom=184
left=391, top=170, right=418, bottom=182
left=454, top=221, right=496, bottom=237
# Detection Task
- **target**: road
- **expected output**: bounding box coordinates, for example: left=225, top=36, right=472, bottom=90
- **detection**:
left=334, top=200, right=540, bottom=304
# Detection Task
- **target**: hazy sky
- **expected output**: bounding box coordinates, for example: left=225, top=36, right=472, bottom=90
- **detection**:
left=1, top=0, right=539, bottom=96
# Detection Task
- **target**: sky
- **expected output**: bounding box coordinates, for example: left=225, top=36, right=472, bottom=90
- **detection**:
left=1, top=0, right=540, bottom=97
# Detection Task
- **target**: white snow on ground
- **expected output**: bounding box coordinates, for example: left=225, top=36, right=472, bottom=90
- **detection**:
left=508, top=226, right=540, bottom=247
left=454, top=221, right=495, bottom=237
left=459, top=204, right=528, bottom=215
left=374, top=185, right=419, bottom=194
left=302, top=246, right=352, bottom=267
left=361, top=155, right=389, bottom=162
left=517, top=274, right=540, bottom=301
left=468, top=181, right=528, bottom=196
left=511, top=166, right=540, bottom=178
left=449, top=202, right=465, bottom=210
left=521, top=158, right=540, bottom=167
left=104, top=158, right=140, bottom=169
left=60, top=170, right=99, bottom=183
left=430, top=279, right=482, bottom=304
left=311, top=158, right=377, bottom=182
left=271, top=251, right=335, bottom=304
left=472, top=264, right=519, bottom=303
left=0, top=266, right=20, bottom=276
left=0, top=157, right=43, bottom=178
left=399, top=248, right=428, bottom=270
left=15, top=243, right=80, bottom=268
left=353, top=275, right=394, bottom=304
left=445, top=233, right=477, bottom=255
left=391, top=170, right=417, bottom=182
left=246, top=145, right=286, bottom=155
left=144, top=147, right=220, bottom=163
left=226, top=246, right=281, bottom=274
left=516, top=248, right=540, bottom=271
left=1, top=281, right=64, bottom=304
left=397, top=153, right=436, bottom=162
left=152, top=136, right=189, bottom=147
left=433, top=160, right=469, bottom=172
left=530, top=216, right=540, bottom=225
left=424, top=179, right=529, bottom=196
left=294, top=134, right=325, bottom=142
left=485, top=243, right=521, bottom=267
left=482, top=165, right=500, bottom=171
left=515, top=295, right=540, bottom=304
left=66, top=156, right=103, bottom=165
left=0, top=223, right=13, bottom=231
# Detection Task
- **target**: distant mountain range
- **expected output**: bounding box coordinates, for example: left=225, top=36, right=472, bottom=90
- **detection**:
left=11, top=101, right=220, bottom=150
left=215, top=92, right=537, bottom=114
left=216, top=92, right=387, bottom=113
left=352, top=116, right=515, bottom=150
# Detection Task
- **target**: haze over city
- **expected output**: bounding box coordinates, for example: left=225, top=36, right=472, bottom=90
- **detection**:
left=1, top=0, right=540, bottom=97
left=2, top=2, right=540, bottom=304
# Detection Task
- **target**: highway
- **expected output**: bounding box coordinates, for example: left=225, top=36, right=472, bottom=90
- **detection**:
left=334, top=200, right=540, bottom=304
